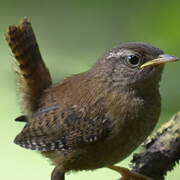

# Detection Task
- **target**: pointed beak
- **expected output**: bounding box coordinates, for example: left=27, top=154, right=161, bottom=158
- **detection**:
left=140, top=54, right=179, bottom=68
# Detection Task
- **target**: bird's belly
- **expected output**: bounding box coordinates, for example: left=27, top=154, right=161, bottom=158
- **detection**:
left=47, top=118, right=156, bottom=172
left=73, top=113, right=158, bottom=171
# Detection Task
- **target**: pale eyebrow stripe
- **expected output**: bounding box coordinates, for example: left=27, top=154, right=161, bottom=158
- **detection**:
left=106, top=50, right=133, bottom=59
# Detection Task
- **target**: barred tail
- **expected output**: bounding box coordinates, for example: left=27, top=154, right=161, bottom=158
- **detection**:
left=6, top=18, right=52, bottom=115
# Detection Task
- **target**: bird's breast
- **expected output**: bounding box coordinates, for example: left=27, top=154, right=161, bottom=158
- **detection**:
left=102, top=90, right=161, bottom=164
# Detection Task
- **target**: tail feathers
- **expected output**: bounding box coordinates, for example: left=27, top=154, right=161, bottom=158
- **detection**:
left=6, top=18, right=52, bottom=115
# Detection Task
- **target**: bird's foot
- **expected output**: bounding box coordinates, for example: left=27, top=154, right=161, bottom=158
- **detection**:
left=51, top=167, right=65, bottom=180
left=107, top=165, right=153, bottom=180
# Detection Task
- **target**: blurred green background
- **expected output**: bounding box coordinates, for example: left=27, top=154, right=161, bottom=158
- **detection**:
left=0, top=0, right=180, bottom=179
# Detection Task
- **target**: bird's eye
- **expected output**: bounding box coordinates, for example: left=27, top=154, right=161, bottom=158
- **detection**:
left=126, top=55, right=141, bottom=67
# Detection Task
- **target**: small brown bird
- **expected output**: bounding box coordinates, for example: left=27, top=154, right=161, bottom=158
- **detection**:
left=6, top=19, right=179, bottom=180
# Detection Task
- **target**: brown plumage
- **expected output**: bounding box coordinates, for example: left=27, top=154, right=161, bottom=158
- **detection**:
left=7, top=19, right=179, bottom=180
left=6, top=18, right=52, bottom=115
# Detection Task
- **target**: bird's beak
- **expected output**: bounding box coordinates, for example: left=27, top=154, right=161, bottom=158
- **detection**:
left=140, top=54, right=179, bottom=68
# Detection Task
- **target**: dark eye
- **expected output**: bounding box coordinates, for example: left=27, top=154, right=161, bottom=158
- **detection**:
left=126, top=55, right=141, bottom=67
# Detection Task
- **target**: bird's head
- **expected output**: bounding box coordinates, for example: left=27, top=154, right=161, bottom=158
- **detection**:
left=93, top=42, right=179, bottom=90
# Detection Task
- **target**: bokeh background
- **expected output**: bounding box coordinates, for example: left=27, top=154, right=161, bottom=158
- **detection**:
left=0, top=0, right=180, bottom=179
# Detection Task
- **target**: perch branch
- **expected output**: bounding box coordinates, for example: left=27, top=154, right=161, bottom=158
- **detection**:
left=124, top=111, right=180, bottom=180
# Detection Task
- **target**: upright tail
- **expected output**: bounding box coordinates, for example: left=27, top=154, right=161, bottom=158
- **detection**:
left=6, top=18, right=52, bottom=115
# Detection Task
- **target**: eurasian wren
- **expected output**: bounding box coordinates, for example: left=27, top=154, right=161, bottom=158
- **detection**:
left=6, top=19, right=179, bottom=180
